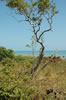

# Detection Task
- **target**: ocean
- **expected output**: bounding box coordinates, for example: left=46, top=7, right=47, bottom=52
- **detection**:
left=15, top=50, right=66, bottom=58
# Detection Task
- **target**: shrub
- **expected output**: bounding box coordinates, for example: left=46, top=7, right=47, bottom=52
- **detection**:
left=1, top=58, right=17, bottom=66
left=0, top=47, right=14, bottom=61
left=14, top=55, right=25, bottom=62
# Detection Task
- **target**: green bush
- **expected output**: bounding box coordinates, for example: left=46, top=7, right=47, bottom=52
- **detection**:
left=1, top=58, right=17, bottom=66
left=14, top=55, right=25, bottom=62
left=0, top=47, right=14, bottom=61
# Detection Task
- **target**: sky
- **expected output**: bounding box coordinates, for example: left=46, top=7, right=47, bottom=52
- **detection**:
left=0, top=0, right=66, bottom=51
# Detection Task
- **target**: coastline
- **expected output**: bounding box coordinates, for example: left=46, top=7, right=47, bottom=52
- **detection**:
left=15, top=50, right=66, bottom=58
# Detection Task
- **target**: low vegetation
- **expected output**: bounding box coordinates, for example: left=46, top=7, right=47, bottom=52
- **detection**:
left=0, top=47, right=66, bottom=100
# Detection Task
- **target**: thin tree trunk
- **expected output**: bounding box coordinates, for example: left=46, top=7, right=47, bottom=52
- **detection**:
left=32, top=40, right=44, bottom=75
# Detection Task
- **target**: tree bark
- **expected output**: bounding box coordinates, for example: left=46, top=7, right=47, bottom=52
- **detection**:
left=32, top=40, right=44, bottom=74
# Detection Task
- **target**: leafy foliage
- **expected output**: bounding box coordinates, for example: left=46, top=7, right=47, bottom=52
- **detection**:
left=38, top=0, right=50, bottom=11
left=0, top=47, right=14, bottom=61
left=0, top=47, right=66, bottom=99
left=3, top=0, right=58, bottom=22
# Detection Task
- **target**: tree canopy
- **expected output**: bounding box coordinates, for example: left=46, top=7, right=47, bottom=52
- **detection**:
left=3, top=0, right=58, bottom=22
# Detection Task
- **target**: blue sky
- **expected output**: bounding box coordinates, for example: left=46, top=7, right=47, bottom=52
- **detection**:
left=0, top=0, right=66, bottom=51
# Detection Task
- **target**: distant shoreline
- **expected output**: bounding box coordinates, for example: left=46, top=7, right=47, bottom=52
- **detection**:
left=15, top=50, right=66, bottom=58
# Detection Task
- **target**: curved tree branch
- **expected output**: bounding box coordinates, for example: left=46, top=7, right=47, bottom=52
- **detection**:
left=31, top=24, right=45, bottom=75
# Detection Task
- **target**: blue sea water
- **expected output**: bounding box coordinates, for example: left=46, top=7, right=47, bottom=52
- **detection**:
left=15, top=50, right=66, bottom=58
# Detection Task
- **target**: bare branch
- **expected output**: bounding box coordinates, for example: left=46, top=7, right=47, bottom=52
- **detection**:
left=38, top=13, right=53, bottom=40
left=36, top=25, right=40, bottom=33
left=39, top=27, right=51, bottom=40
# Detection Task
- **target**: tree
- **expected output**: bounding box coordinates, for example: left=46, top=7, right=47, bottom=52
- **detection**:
left=1, top=0, right=58, bottom=75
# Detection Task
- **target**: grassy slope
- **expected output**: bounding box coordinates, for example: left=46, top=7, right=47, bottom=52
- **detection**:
left=0, top=55, right=66, bottom=100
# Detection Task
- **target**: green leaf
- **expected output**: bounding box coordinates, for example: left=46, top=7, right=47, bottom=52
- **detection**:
left=55, top=11, right=59, bottom=14
left=26, top=45, right=31, bottom=48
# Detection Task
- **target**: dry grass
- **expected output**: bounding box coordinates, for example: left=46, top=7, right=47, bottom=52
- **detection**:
left=0, top=56, right=66, bottom=100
